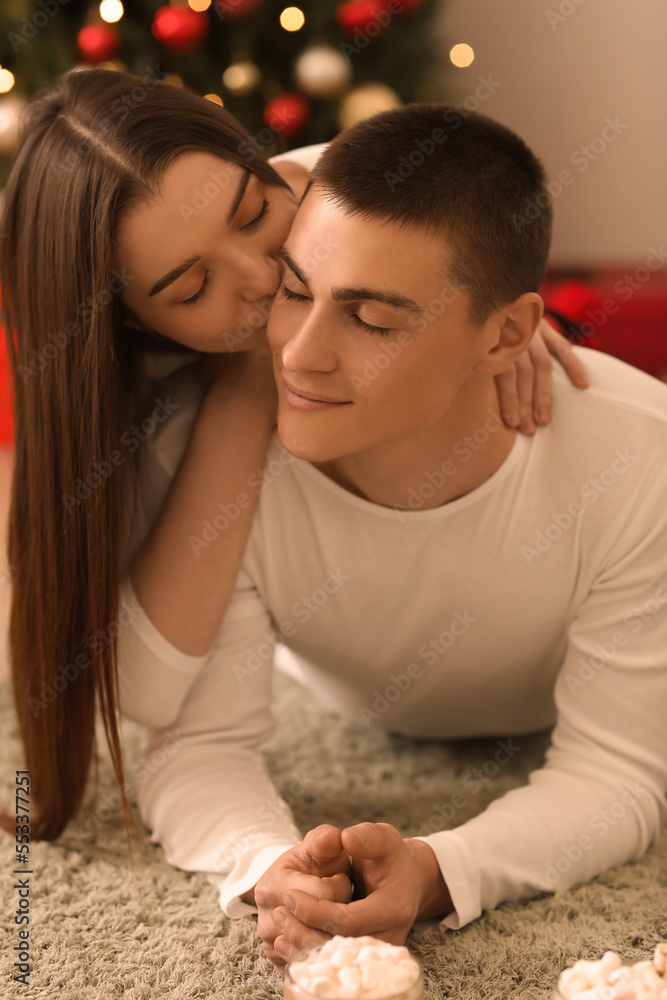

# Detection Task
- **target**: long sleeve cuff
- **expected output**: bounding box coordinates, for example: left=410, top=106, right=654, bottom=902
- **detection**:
left=206, top=841, right=302, bottom=918
left=413, top=831, right=482, bottom=930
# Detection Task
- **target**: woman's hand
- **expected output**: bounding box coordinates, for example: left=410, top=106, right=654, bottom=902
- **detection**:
left=495, top=318, right=590, bottom=434
left=252, top=825, right=353, bottom=970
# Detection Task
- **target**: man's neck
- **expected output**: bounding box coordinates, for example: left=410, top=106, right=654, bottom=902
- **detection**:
left=311, top=378, right=518, bottom=511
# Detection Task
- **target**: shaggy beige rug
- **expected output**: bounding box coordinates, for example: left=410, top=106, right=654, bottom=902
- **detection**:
left=0, top=660, right=666, bottom=999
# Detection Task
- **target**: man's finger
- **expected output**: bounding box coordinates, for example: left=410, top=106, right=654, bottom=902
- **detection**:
left=302, top=824, right=347, bottom=870
left=285, top=888, right=410, bottom=946
left=341, top=822, right=403, bottom=862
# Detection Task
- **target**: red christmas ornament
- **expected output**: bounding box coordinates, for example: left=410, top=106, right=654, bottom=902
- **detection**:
left=77, top=24, right=120, bottom=65
left=152, top=6, right=210, bottom=51
left=212, top=0, right=261, bottom=19
left=335, top=0, right=389, bottom=34
left=263, top=94, right=309, bottom=139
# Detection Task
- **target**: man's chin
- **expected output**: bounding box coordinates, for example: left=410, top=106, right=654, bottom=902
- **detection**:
left=276, top=419, right=345, bottom=464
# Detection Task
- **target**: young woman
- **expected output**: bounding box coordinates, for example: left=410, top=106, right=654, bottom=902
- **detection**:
left=0, top=68, right=587, bottom=852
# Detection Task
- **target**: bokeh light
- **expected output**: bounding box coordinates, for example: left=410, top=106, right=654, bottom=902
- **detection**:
left=280, top=7, right=305, bottom=31
left=449, top=43, right=474, bottom=68
left=100, top=0, right=124, bottom=23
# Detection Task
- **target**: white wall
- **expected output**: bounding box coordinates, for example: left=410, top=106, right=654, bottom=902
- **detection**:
left=434, top=0, right=667, bottom=266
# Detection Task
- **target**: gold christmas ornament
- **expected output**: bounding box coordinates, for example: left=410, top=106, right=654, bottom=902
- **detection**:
left=338, top=83, right=401, bottom=129
left=222, top=60, right=261, bottom=95
left=295, top=45, right=351, bottom=98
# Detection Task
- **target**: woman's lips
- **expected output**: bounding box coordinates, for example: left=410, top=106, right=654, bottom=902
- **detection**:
left=282, top=378, right=351, bottom=411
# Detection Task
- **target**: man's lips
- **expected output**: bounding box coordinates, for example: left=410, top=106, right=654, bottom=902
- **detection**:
left=282, top=377, right=351, bottom=405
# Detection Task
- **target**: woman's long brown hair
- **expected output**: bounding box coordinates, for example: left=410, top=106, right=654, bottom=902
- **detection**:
left=0, top=68, right=288, bottom=853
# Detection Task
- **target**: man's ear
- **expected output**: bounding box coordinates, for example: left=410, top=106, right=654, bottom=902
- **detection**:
left=474, top=292, right=544, bottom=376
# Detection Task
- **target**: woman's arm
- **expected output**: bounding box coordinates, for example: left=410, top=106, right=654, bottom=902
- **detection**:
left=128, top=351, right=277, bottom=657
left=496, top=317, right=590, bottom=434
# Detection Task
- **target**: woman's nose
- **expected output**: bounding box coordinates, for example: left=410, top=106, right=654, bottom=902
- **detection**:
left=239, top=252, right=281, bottom=302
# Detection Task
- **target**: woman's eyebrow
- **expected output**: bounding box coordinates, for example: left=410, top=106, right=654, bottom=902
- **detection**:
left=149, top=255, right=201, bottom=297
left=149, top=168, right=253, bottom=298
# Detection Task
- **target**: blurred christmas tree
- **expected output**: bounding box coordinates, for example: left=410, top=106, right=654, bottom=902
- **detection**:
left=0, top=0, right=444, bottom=183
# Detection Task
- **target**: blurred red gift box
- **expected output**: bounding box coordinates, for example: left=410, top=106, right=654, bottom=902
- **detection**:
left=542, top=267, right=667, bottom=383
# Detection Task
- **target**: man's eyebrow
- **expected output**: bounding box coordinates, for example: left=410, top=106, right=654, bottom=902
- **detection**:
left=149, top=256, right=201, bottom=297
left=331, top=286, right=423, bottom=314
left=148, top=169, right=252, bottom=298
left=279, top=246, right=311, bottom=289
left=279, top=245, right=423, bottom=315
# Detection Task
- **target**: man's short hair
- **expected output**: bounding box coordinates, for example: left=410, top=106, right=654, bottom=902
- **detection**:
left=309, top=103, right=553, bottom=325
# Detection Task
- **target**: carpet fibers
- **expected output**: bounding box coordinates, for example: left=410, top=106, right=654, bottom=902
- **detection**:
left=1, top=668, right=665, bottom=999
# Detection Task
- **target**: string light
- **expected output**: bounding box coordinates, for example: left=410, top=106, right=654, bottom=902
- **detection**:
left=205, top=93, right=223, bottom=105
left=280, top=6, right=305, bottom=31
left=189, top=0, right=212, bottom=9
left=0, top=68, right=15, bottom=93
left=449, top=43, right=474, bottom=68
left=100, top=0, right=124, bottom=23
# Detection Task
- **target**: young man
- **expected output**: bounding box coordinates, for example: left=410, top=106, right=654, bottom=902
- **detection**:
left=120, top=106, right=667, bottom=969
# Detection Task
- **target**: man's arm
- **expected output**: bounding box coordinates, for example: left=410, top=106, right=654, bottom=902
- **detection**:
left=415, top=454, right=667, bottom=929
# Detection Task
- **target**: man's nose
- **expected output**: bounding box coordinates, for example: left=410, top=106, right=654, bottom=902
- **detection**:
left=281, top=309, right=338, bottom=374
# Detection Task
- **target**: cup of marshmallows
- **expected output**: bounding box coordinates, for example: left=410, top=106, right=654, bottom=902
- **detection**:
left=283, top=934, right=424, bottom=1000
left=554, top=943, right=667, bottom=1000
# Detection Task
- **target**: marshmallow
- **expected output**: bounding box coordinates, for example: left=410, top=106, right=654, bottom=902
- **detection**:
left=286, top=935, right=421, bottom=999
left=556, top=942, right=667, bottom=1000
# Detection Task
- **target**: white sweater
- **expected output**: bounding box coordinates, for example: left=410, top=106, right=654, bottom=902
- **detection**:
left=117, top=343, right=667, bottom=929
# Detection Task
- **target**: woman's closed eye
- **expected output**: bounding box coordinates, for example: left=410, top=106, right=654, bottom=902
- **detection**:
left=242, top=197, right=269, bottom=231
left=182, top=271, right=209, bottom=306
